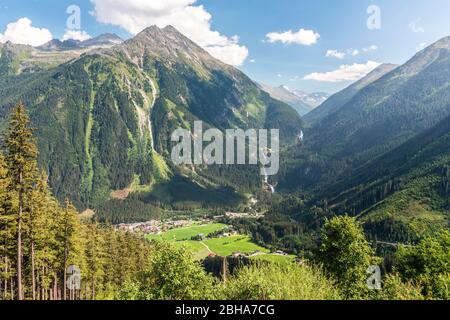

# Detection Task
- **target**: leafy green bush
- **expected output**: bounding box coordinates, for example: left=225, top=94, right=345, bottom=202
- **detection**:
left=318, top=216, right=379, bottom=299
left=395, top=230, right=450, bottom=299
left=375, top=274, right=424, bottom=300
left=118, top=241, right=216, bottom=300
left=219, top=263, right=341, bottom=300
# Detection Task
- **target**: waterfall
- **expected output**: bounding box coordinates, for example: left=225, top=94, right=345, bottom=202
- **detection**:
left=297, top=130, right=304, bottom=144
left=147, top=77, right=157, bottom=151
left=262, top=151, right=276, bottom=194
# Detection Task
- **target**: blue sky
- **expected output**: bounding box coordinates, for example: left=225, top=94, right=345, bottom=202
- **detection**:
left=0, top=0, right=449, bottom=93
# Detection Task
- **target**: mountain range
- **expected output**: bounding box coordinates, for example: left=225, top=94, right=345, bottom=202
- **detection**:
left=37, top=33, right=124, bottom=51
left=305, top=37, right=450, bottom=178
left=0, top=24, right=449, bottom=242
left=278, top=36, right=449, bottom=188
left=0, top=25, right=303, bottom=210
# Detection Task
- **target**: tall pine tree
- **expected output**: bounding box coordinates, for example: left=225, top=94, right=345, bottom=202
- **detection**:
left=4, top=102, right=38, bottom=300
left=0, top=154, right=14, bottom=299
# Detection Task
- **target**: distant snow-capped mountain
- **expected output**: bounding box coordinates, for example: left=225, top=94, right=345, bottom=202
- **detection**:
left=281, top=86, right=329, bottom=108
left=259, top=84, right=330, bottom=116
left=37, top=33, right=123, bottom=51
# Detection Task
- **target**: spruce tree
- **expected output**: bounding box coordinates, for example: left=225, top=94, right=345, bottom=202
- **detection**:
left=57, top=200, right=83, bottom=300
left=4, top=102, right=38, bottom=300
left=28, top=171, right=58, bottom=300
left=0, top=153, right=14, bottom=299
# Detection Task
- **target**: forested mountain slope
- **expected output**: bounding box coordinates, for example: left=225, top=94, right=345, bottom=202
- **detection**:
left=249, top=113, right=450, bottom=256
left=304, top=63, right=398, bottom=124
left=321, top=113, right=450, bottom=242
left=308, top=37, right=450, bottom=163
left=276, top=37, right=450, bottom=193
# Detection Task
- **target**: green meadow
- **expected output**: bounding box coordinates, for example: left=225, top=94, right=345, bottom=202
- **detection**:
left=147, top=223, right=227, bottom=241
left=203, top=235, right=269, bottom=257
left=148, top=224, right=295, bottom=263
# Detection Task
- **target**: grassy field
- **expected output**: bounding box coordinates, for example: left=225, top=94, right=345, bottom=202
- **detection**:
left=203, top=235, right=270, bottom=257
left=203, top=236, right=295, bottom=263
left=148, top=223, right=295, bottom=263
left=173, top=241, right=211, bottom=260
left=147, top=223, right=227, bottom=241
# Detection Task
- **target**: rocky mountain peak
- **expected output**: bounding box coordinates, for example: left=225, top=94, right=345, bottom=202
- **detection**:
left=429, top=36, right=450, bottom=50
left=119, top=25, right=224, bottom=69
left=395, top=36, right=450, bottom=78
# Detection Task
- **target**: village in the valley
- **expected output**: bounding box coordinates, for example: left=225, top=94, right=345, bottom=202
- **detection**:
left=115, top=211, right=291, bottom=260
left=116, top=211, right=264, bottom=237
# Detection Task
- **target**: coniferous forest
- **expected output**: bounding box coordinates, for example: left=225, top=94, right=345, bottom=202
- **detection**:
left=0, top=103, right=152, bottom=300
left=0, top=103, right=448, bottom=301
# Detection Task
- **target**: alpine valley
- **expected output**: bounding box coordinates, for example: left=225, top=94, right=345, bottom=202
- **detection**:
left=0, top=25, right=449, bottom=252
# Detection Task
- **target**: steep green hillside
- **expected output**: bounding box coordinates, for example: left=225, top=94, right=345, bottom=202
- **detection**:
left=242, top=115, right=450, bottom=254
left=322, top=114, right=450, bottom=241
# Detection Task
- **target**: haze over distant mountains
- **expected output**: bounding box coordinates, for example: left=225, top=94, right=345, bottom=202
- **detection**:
left=259, top=83, right=329, bottom=116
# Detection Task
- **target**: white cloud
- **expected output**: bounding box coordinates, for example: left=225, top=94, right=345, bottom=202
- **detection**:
left=416, top=42, right=427, bottom=52
left=326, top=45, right=378, bottom=59
left=277, top=74, right=282, bottom=78
left=363, top=45, right=378, bottom=52
left=0, top=17, right=52, bottom=46
left=326, top=50, right=345, bottom=59
left=409, top=18, right=425, bottom=33
left=350, top=49, right=360, bottom=56
left=304, top=61, right=381, bottom=83
left=249, top=59, right=255, bottom=63
left=205, top=44, right=249, bottom=67
left=62, top=29, right=92, bottom=42
left=265, top=28, right=320, bottom=46
left=89, top=0, right=248, bottom=66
